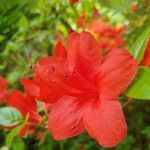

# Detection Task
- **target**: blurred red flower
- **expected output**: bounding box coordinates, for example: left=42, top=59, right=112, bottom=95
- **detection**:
left=77, top=14, right=87, bottom=27
left=140, top=39, right=150, bottom=67
left=0, top=76, right=8, bottom=103
left=93, top=7, right=99, bottom=18
left=130, top=2, right=138, bottom=12
left=86, top=19, right=125, bottom=53
left=33, top=32, right=138, bottom=147
left=70, top=0, right=79, bottom=4
left=7, top=89, right=42, bottom=136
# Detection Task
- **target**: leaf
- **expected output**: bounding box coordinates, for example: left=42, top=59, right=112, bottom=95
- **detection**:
left=129, top=27, right=150, bottom=63
left=141, top=127, right=150, bottom=137
left=125, top=67, right=150, bottom=100
left=18, top=15, right=29, bottom=31
left=12, top=137, right=25, bottom=150
left=6, top=114, right=29, bottom=147
left=0, top=107, right=22, bottom=126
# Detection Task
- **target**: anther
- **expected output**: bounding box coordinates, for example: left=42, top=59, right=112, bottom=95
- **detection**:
left=51, top=66, right=56, bottom=72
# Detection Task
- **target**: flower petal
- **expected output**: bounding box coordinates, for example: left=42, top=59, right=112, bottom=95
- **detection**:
left=19, top=125, right=30, bottom=137
left=8, top=90, right=41, bottom=123
left=21, top=77, right=59, bottom=103
left=21, top=78, right=40, bottom=98
left=97, top=49, right=138, bottom=100
left=0, top=76, right=8, bottom=103
left=0, top=76, right=8, bottom=90
left=49, top=96, right=85, bottom=140
left=67, top=32, right=101, bottom=80
left=54, top=40, right=67, bottom=58
left=83, top=99, right=127, bottom=148
left=87, top=19, right=109, bottom=34
left=140, top=40, right=150, bottom=67
left=35, top=56, right=68, bottom=84
left=35, top=56, right=94, bottom=97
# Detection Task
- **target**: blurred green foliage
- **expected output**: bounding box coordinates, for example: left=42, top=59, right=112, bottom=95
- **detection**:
left=0, top=0, right=150, bottom=150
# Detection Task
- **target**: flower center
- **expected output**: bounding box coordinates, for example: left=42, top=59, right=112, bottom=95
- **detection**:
left=49, top=65, right=99, bottom=99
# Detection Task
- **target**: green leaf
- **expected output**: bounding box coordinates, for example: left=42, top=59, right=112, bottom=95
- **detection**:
left=141, top=127, right=150, bottom=137
left=0, top=107, right=22, bottom=126
left=129, top=27, right=150, bottom=63
left=6, top=114, right=29, bottom=147
left=125, top=67, right=150, bottom=99
left=18, top=15, right=29, bottom=31
left=12, top=137, right=25, bottom=150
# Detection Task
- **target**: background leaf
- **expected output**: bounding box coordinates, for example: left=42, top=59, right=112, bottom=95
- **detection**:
left=11, top=137, right=25, bottom=150
left=129, top=27, right=150, bottom=63
left=6, top=114, right=29, bottom=147
left=0, top=107, right=22, bottom=126
left=125, top=67, right=150, bottom=99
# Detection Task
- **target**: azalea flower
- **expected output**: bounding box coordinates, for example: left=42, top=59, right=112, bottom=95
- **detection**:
left=70, top=0, right=79, bottom=5
left=130, top=2, right=138, bottom=12
left=0, top=76, right=8, bottom=103
left=7, top=89, right=42, bottom=136
left=77, top=14, right=87, bottom=27
left=86, top=19, right=125, bottom=53
left=27, top=32, right=137, bottom=147
left=93, top=7, right=99, bottom=18
left=140, top=39, right=150, bottom=67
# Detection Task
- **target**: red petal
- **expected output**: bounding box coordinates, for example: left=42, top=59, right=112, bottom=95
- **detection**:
left=21, top=77, right=58, bottom=103
left=0, top=76, right=8, bottom=90
left=79, top=32, right=101, bottom=65
left=35, top=56, right=93, bottom=97
left=19, top=125, right=30, bottom=137
left=67, top=32, right=79, bottom=65
left=35, top=56, right=68, bottom=85
left=87, top=19, right=109, bottom=34
left=70, top=0, right=79, bottom=4
left=97, top=49, right=138, bottom=100
left=67, top=31, right=101, bottom=81
left=54, top=40, right=67, bottom=58
left=140, top=40, right=150, bottom=67
left=0, top=91, right=8, bottom=103
left=0, top=76, right=8, bottom=103
left=8, top=90, right=41, bottom=123
left=83, top=99, right=127, bottom=148
left=21, top=78, right=40, bottom=98
left=49, top=96, right=85, bottom=140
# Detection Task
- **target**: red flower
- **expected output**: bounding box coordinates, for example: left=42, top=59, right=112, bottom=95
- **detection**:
left=70, top=0, right=79, bottom=4
left=130, top=2, right=138, bottom=12
left=86, top=19, right=125, bottom=53
left=7, top=89, right=42, bottom=136
left=140, top=39, right=150, bottom=67
left=87, top=19, right=109, bottom=35
left=54, top=40, right=67, bottom=58
left=0, top=76, right=8, bottom=103
left=93, top=7, right=99, bottom=18
left=33, top=32, right=137, bottom=147
left=77, top=15, right=86, bottom=27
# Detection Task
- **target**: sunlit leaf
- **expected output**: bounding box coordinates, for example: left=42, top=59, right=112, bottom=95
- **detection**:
left=129, top=27, right=150, bottom=63
left=125, top=67, right=150, bottom=100
left=0, top=107, right=22, bottom=126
